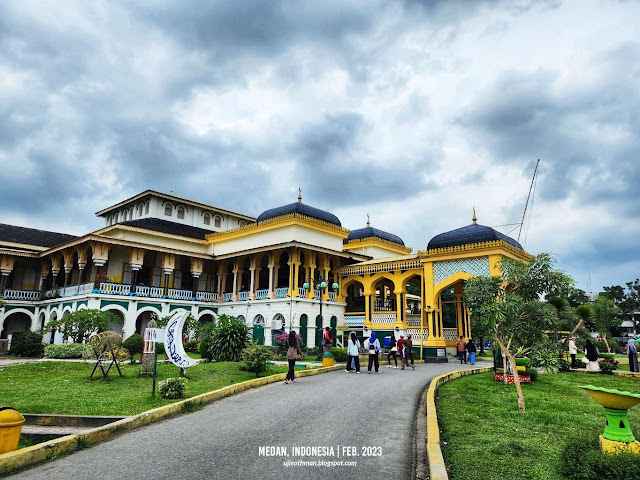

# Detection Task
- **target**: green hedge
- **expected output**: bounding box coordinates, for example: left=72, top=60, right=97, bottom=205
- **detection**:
left=44, top=343, right=92, bottom=359
left=331, top=348, right=348, bottom=362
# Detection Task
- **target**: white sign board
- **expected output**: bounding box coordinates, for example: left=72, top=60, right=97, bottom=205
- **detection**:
left=145, top=328, right=165, bottom=343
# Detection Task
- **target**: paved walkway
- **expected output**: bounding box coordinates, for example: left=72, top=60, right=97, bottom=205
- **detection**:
left=9, top=361, right=488, bottom=480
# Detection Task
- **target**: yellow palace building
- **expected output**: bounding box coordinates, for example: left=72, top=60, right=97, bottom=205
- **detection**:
left=0, top=190, right=531, bottom=360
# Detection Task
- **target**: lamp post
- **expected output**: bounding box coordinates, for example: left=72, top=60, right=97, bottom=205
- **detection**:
left=303, top=274, right=339, bottom=360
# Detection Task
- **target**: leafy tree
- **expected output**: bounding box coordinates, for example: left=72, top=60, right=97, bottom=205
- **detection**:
left=122, top=333, right=144, bottom=363
left=45, top=309, right=120, bottom=343
left=592, top=296, right=621, bottom=352
left=604, top=280, right=640, bottom=334
left=406, top=284, right=420, bottom=296
left=200, top=315, right=249, bottom=362
left=566, top=287, right=590, bottom=308
left=464, top=253, right=572, bottom=412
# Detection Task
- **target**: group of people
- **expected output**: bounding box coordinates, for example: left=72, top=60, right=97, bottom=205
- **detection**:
left=568, top=336, right=639, bottom=373
left=455, top=336, right=477, bottom=365
left=346, top=332, right=415, bottom=374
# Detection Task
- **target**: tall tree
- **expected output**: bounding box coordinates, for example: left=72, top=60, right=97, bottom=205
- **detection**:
left=591, top=296, right=622, bottom=352
left=45, top=309, right=120, bottom=343
left=464, top=253, right=572, bottom=412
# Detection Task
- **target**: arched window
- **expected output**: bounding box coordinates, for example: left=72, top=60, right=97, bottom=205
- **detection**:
left=253, top=314, right=265, bottom=325
left=114, top=213, right=118, bottom=223
left=138, top=204, right=143, bottom=216
left=145, top=201, right=150, bottom=214
left=164, top=204, right=172, bottom=216
left=203, top=213, right=211, bottom=225
left=177, top=207, right=185, bottom=219
left=238, top=220, right=247, bottom=227
left=129, top=207, right=134, bottom=219
left=273, top=313, right=286, bottom=331
left=123, top=210, right=128, bottom=221
left=214, top=216, right=221, bottom=228
left=237, top=315, right=246, bottom=324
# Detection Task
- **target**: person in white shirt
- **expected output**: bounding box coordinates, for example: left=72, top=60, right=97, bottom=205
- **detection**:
left=568, top=336, right=579, bottom=368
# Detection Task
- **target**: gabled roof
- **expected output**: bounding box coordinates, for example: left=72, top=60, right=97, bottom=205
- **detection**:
left=118, top=218, right=211, bottom=240
left=345, top=226, right=405, bottom=246
left=0, top=223, right=78, bottom=248
left=427, top=223, right=523, bottom=250
left=95, top=190, right=255, bottom=221
left=256, top=202, right=341, bottom=226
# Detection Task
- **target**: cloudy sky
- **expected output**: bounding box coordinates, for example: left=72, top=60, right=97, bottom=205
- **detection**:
left=1, top=0, right=638, bottom=292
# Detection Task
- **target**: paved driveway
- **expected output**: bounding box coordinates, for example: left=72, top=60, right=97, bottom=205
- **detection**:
left=10, top=361, right=484, bottom=480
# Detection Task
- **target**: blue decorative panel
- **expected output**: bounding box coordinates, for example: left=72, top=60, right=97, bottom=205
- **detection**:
left=433, top=257, right=490, bottom=285
left=345, top=316, right=365, bottom=326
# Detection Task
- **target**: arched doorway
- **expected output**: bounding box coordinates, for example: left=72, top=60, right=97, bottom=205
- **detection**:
left=1, top=311, right=31, bottom=339
left=253, top=314, right=265, bottom=345
left=271, top=313, right=285, bottom=346
left=103, top=309, right=125, bottom=336
left=135, top=310, right=159, bottom=336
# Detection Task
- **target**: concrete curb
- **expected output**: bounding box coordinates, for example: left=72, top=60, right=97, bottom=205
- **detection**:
left=425, top=366, right=492, bottom=480
left=0, top=364, right=343, bottom=477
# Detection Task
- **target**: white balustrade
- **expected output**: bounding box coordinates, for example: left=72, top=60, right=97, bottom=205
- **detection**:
left=168, top=289, right=192, bottom=300
left=196, top=291, right=218, bottom=302
left=371, top=313, right=396, bottom=324
left=275, top=287, right=288, bottom=298
left=99, top=283, right=131, bottom=296
left=223, top=293, right=232, bottom=302
left=256, top=289, right=268, bottom=299
left=238, top=291, right=249, bottom=301
left=298, top=287, right=306, bottom=297
left=406, top=314, right=422, bottom=326
left=406, top=328, right=429, bottom=344
left=443, top=329, right=459, bottom=342
left=328, top=292, right=336, bottom=301
left=136, top=286, right=164, bottom=298
left=3, top=289, right=39, bottom=301
left=76, top=283, right=94, bottom=295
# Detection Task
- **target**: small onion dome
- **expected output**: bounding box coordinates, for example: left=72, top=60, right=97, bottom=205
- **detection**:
left=345, top=226, right=405, bottom=246
left=427, top=223, right=523, bottom=250
left=256, top=202, right=341, bottom=226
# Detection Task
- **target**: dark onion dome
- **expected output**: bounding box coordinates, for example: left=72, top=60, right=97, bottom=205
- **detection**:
left=256, top=202, right=341, bottom=227
left=427, top=223, right=523, bottom=250
left=345, top=226, right=405, bottom=246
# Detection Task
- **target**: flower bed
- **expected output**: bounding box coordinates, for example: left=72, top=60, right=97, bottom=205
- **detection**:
left=494, top=373, right=531, bottom=383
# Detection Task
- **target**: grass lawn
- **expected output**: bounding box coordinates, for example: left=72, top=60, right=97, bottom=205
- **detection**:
left=0, top=360, right=294, bottom=416
left=437, top=372, right=640, bottom=480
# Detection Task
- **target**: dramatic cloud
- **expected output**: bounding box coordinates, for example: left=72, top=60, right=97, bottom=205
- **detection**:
left=0, top=0, right=638, bottom=291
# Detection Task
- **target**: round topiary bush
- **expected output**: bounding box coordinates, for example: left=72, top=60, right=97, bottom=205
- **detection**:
left=123, top=333, right=144, bottom=363
left=158, top=377, right=187, bottom=399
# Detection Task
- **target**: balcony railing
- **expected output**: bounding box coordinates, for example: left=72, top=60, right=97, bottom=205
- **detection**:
left=314, top=288, right=320, bottom=299
left=275, top=287, right=288, bottom=298
left=298, top=287, right=306, bottom=297
left=168, top=289, right=192, bottom=300
left=196, top=291, right=218, bottom=302
left=100, top=283, right=131, bottom=296
left=373, top=298, right=396, bottom=312
left=223, top=293, right=232, bottom=302
left=328, top=292, right=336, bottom=301
left=136, top=286, right=164, bottom=298
left=406, top=314, right=422, bottom=326
left=239, top=291, right=249, bottom=301
left=3, top=289, right=40, bottom=301
left=256, top=289, right=268, bottom=300
left=345, top=296, right=365, bottom=313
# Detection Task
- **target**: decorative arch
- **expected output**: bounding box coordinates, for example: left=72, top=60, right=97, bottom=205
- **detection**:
left=197, top=309, right=218, bottom=322
left=273, top=313, right=285, bottom=331
left=253, top=314, right=265, bottom=325
left=433, top=271, right=474, bottom=299
left=100, top=304, right=128, bottom=318
left=236, top=314, right=247, bottom=324
left=136, top=306, right=162, bottom=318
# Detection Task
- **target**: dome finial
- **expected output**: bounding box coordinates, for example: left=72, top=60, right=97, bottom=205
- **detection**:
left=472, top=207, right=477, bottom=224
left=366, top=214, right=370, bottom=227
left=297, top=187, right=302, bottom=203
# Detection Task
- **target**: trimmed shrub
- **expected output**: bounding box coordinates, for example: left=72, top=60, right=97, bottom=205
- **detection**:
left=158, top=377, right=187, bottom=399
left=44, top=343, right=92, bottom=359
left=599, top=362, right=616, bottom=375
left=122, top=334, right=144, bottom=363
left=200, top=315, right=249, bottom=362
left=523, top=368, right=538, bottom=382
left=560, top=438, right=640, bottom=480
left=331, top=348, right=348, bottom=362
left=241, top=345, right=274, bottom=377
left=558, top=359, right=571, bottom=372
left=10, top=331, right=44, bottom=358
left=184, top=339, right=199, bottom=353
left=306, top=347, right=320, bottom=356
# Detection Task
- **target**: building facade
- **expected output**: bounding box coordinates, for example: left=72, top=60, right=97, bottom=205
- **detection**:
left=0, top=191, right=531, bottom=358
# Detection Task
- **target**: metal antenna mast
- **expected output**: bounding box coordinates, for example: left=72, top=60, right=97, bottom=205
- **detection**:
left=518, top=159, right=540, bottom=243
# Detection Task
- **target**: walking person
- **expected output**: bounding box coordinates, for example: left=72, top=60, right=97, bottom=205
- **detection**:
left=284, top=331, right=302, bottom=384
left=323, top=327, right=333, bottom=353
left=397, top=334, right=406, bottom=367
left=364, top=331, right=381, bottom=374
left=584, top=339, right=600, bottom=373
left=347, top=332, right=361, bottom=373
left=457, top=336, right=466, bottom=364
left=387, top=333, right=398, bottom=368
left=568, top=336, right=579, bottom=368
left=466, top=338, right=477, bottom=365
left=626, top=338, right=639, bottom=373
left=402, top=335, right=415, bottom=370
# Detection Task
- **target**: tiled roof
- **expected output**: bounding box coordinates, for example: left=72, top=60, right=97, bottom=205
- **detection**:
left=256, top=202, right=341, bottom=226
left=0, top=223, right=78, bottom=248
left=118, top=218, right=211, bottom=240
left=427, top=223, right=523, bottom=250
left=345, top=227, right=405, bottom=246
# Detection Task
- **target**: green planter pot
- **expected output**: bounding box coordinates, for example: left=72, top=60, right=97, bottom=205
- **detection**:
left=515, top=358, right=530, bottom=366
left=600, top=353, right=616, bottom=359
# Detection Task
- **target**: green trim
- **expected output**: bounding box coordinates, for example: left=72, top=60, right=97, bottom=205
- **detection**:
left=3, top=305, right=36, bottom=313
left=77, top=300, right=88, bottom=308
left=137, top=302, right=162, bottom=311
left=197, top=307, right=218, bottom=314
left=62, top=302, right=74, bottom=310
left=99, top=300, right=130, bottom=310
left=169, top=304, right=191, bottom=312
